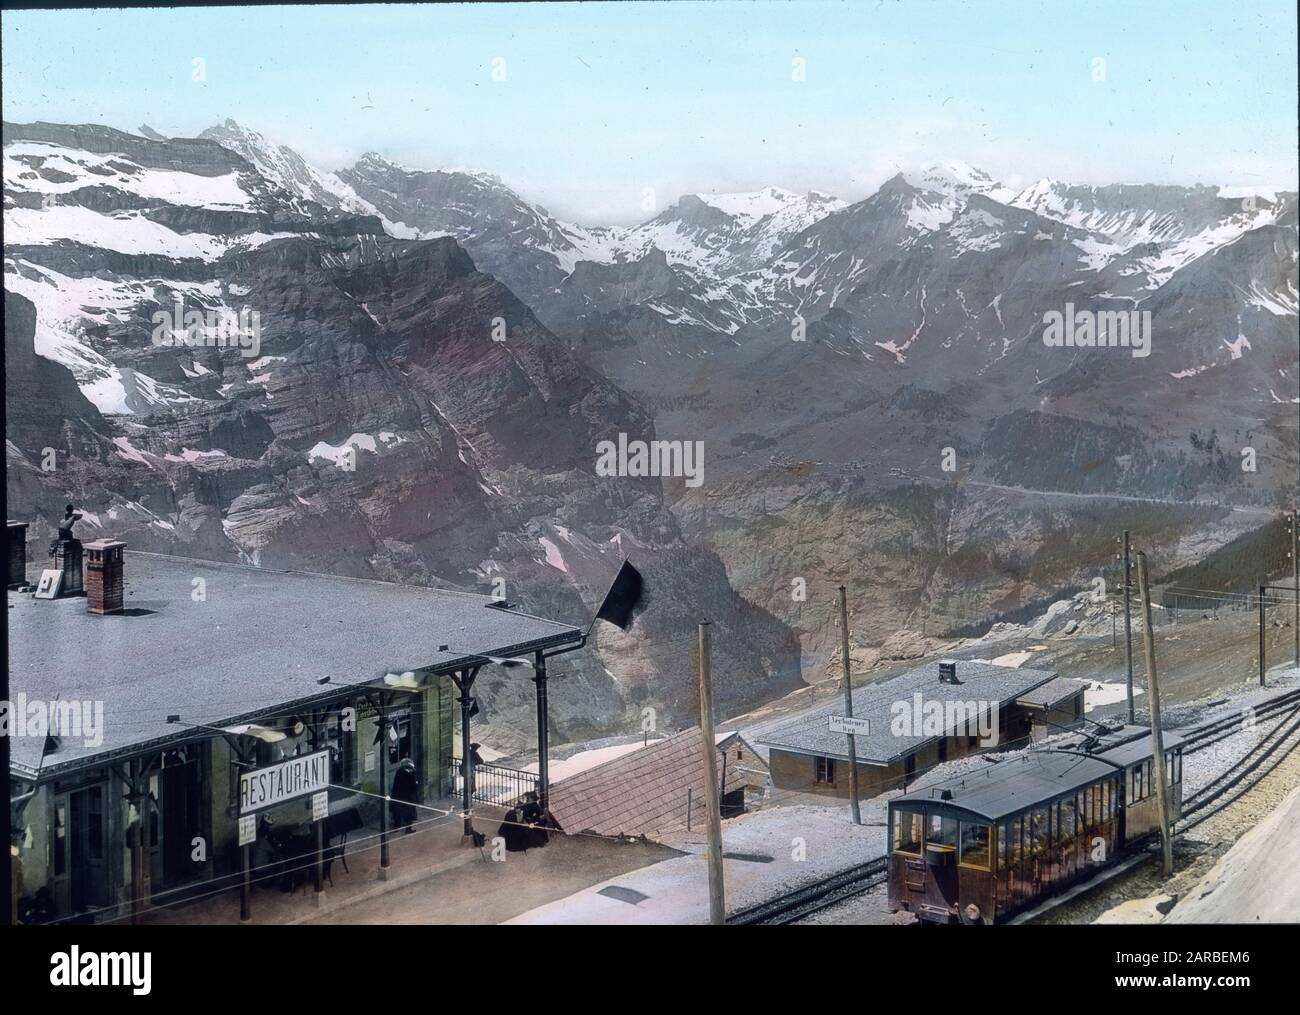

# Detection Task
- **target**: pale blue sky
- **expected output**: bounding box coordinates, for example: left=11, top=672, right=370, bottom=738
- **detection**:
left=3, top=1, right=1296, bottom=223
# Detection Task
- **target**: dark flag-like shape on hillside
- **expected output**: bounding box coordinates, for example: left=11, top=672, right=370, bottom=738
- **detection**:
left=594, top=560, right=644, bottom=630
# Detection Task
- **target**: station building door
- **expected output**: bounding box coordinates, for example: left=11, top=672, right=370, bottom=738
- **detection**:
left=52, top=782, right=110, bottom=917
left=151, top=750, right=207, bottom=891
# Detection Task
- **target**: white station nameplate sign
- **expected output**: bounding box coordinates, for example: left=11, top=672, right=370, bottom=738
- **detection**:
left=239, top=750, right=331, bottom=815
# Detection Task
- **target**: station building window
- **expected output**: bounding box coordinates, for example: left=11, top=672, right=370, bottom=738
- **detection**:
left=959, top=822, right=992, bottom=870
left=325, top=710, right=356, bottom=786
left=815, top=757, right=836, bottom=784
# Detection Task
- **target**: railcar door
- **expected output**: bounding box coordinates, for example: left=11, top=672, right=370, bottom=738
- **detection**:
left=924, top=813, right=960, bottom=916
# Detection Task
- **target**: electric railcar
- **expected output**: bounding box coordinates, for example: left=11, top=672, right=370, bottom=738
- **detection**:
left=887, top=728, right=1185, bottom=924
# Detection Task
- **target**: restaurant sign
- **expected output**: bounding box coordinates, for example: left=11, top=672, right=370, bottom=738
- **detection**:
left=240, top=750, right=331, bottom=815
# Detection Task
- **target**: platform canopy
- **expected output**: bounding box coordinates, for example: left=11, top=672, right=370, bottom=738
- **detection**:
left=8, top=552, right=582, bottom=778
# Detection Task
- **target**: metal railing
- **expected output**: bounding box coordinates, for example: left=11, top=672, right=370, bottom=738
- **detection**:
left=448, top=757, right=539, bottom=806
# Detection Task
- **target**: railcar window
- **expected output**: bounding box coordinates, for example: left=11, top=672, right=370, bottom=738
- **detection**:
left=893, top=810, right=923, bottom=855
left=927, top=814, right=958, bottom=849
left=1029, top=807, right=1050, bottom=855
left=1011, top=816, right=1023, bottom=865
left=1059, top=796, right=1076, bottom=840
left=815, top=757, right=836, bottom=784
left=959, top=822, right=992, bottom=869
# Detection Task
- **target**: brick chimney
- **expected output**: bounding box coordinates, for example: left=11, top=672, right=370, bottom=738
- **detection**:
left=84, top=539, right=126, bottom=615
left=7, top=520, right=28, bottom=588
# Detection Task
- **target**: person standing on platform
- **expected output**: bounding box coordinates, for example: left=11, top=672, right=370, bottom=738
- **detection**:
left=390, top=757, right=419, bottom=833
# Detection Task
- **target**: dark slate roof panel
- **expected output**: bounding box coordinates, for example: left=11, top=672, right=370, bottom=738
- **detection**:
left=8, top=552, right=582, bottom=777
left=757, top=659, right=1059, bottom=763
left=1015, top=676, right=1086, bottom=708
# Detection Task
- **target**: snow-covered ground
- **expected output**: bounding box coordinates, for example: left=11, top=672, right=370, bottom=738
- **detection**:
left=506, top=800, right=887, bottom=925
left=1166, top=780, right=1300, bottom=923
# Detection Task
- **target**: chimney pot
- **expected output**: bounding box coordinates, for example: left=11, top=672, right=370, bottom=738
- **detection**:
left=8, top=520, right=29, bottom=588
left=939, top=660, right=959, bottom=685
left=84, top=539, right=126, bottom=615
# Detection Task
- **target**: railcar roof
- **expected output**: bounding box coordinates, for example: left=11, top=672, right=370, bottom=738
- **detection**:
left=890, top=729, right=1184, bottom=822
left=890, top=751, right=1117, bottom=821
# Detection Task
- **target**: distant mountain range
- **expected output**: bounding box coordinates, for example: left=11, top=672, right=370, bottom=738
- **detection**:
left=5, top=118, right=1297, bottom=740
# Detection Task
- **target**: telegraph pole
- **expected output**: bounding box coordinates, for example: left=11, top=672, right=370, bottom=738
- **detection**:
left=1259, top=583, right=1267, bottom=687
left=838, top=586, right=862, bottom=825
left=1291, top=510, right=1298, bottom=667
left=1136, top=551, right=1174, bottom=878
left=697, top=622, right=726, bottom=925
left=1122, top=531, right=1135, bottom=723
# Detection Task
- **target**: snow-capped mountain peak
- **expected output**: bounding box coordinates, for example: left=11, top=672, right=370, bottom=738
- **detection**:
left=905, top=160, right=1017, bottom=202
left=198, top=119, right=376, bottom=217
left=694, top=185, right=844, bottom=228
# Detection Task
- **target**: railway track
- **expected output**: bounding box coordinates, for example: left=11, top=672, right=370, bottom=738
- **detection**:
left=727, top=857, right=889, bottom=926
left=730, top=686, right=1300, bottom=926
left=1178, top=688, right=1300, bottom=754
left=1179, top=702, right=1300, bottom=830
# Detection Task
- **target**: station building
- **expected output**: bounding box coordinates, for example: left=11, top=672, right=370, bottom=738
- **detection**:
left=7, top=545, right=581, bottom=923
left=758, top=659, right=1085, bottom=799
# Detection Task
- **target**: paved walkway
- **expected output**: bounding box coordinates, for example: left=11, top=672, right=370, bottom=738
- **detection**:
left=305, top=832, right=676, bottom=925
left=142, top=801, right=674, bottom=925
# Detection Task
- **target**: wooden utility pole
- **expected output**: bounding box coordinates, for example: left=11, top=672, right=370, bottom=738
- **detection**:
left=1259, top=583, right=1267, bottom=687
left=697, top=622, right=726, bottom=925
left=1291, top=511, right=1298, bottom=667
left=1136, top=551, right=1174, bottom=878
left=838, top=586, right=861, bottom=825
left=1122, top=530, right=1135, bottom=724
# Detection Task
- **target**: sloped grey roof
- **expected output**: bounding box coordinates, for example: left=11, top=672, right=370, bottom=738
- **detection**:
left=1015, top=676, right=1086, bottom=709
left=757, top=659, right=1058, bottom=764
left=8, top=552, right=582, bottom=778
